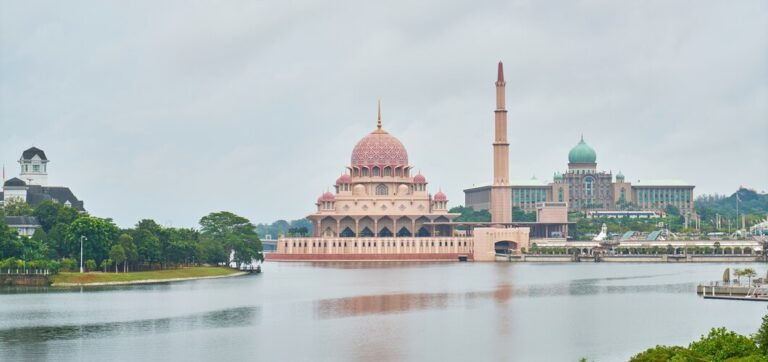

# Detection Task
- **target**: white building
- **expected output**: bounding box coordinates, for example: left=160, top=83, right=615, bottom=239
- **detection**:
left=1, top=147, right=85, bottom=211
left=4, top=216, right=41, bottom=237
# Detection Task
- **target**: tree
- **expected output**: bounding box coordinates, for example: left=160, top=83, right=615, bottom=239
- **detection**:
left=0, top=220, right=23, bottom=259
left=200, top=211, right=263, bottom=267
left=629, top=345, right=705, bottom=362
left=100, top=258, right=112, bottom=272
left=33, top=200, right=80, bottom=232
left=109, top=244, right=126, bottom=273
left=45, top=223, right=69, bottom=259
left=118, top=233, right=138, bottom=272
left=66, top=217, right=120, bottom=265
left=448, top=206, right=492, bottom=223
left=132, top=219, right=164, bottom=266
left=754, top=314, right=768, bottom=355
left=664, top=204, right=681, bottom=217
left=688, top=327, right=759, bottom=361
left=85, top=259, right=97, bottom=271
left=3, top=198, right=34, bottom=216
left=742, top=268, right=757, bottom=285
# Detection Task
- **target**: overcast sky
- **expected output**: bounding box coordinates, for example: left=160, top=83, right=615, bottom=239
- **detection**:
left=1, top=0, right=766, bottom=228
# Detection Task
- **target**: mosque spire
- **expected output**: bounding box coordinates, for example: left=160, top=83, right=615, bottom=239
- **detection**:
left=377, top=100, right=382, bottom=130
left=496, top=61, right=505, bottom=84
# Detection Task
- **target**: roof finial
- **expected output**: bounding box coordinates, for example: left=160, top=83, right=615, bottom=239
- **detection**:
left=496, top=61, right=505, bottom=84
left=377, top=100, right=382, bottom=130
left=580, top=133, right=584, bottom=142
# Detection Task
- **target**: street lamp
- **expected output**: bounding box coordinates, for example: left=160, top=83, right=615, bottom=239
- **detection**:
left=80, top=235, right=87, bottom=273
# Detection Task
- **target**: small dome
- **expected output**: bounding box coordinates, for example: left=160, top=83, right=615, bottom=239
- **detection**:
left=319, top=191, right=335, bottom=202
left=22, top=147, right=47, bottom=161
left=413, top=174, right=426, bottom=184
left=568, top=136, right=597, bottom=164
left=616, top=171, right=625, bottom=181
left=434, top=191, right=447, bottom=201
left=553, top=172, right=563, bottom=181
left=4, top=177, right=26, bottom=187
left=336, top=174, right=352, bottom=184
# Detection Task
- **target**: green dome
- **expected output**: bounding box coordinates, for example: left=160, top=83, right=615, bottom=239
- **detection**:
left=616, top=171, right=625, bottom=181
left=553, top=171, right=564, bottom=181
left=568, top=136, right=596, bottom=163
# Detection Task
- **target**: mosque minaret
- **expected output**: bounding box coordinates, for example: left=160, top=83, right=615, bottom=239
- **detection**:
left=490, top=61, right=512, bottom=225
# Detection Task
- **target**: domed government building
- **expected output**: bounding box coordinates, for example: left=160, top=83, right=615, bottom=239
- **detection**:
left=464, top=135, right=696, bottom=217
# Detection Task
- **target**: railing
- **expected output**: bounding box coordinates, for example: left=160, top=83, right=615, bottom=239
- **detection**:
left=0, top=269, right=55, bottom=275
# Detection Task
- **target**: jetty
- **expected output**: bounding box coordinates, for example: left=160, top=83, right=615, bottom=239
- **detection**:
left=697, top=267, right=767, bottom=301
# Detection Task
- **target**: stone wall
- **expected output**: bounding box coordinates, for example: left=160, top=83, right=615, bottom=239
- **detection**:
left=0, top=274, right=52, bottom=286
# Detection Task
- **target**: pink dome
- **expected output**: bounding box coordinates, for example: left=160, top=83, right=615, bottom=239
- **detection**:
left=413, top=174, right=426, bottom=184
left=434, top=191, right=447, bottom=201
left=336, top=174, right=352, bottom=184
left=319, top=191, right=335, bottom=202
left=351, top=129, right=409, bottom=167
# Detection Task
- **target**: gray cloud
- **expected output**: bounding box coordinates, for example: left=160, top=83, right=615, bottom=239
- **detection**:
left=1, top=0, right=766, bottom=227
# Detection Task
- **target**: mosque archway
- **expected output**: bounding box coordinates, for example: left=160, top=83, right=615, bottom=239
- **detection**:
left=494, top=241, right=518, bottom=255
left=379, top=227, right=393, bottom=237
left=397, top=227, right=412, bottom=237
left=416, top=227, right=431, bottom=237
left=360, top=227, right=374, bottom=237
left=340, top=227, right=355, bottom=238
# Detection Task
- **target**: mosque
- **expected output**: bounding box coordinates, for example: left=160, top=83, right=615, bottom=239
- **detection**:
left=270, top=62, right=563, bottom=262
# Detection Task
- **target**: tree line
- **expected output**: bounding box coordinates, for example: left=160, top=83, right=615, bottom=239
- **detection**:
left=0, top=200, right=263, bottom=273
left=628, top=313, right=768, bottom=361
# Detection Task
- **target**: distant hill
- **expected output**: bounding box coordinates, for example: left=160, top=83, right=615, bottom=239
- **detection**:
left=695, top=187, right=768, bottom=221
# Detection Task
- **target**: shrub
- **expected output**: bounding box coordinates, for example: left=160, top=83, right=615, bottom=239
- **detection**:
left=688, top=327, right=759, bottom=361
left=629, top=345, right=706, bottom=362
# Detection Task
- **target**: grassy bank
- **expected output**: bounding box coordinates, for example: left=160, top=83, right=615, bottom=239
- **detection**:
left=52, top=266, right=242, bottom=285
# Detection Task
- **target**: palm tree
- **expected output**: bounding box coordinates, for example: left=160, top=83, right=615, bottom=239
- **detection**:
left=734, top=268, right=743, bottom=284
left=743, top=268, right=757, bottom=285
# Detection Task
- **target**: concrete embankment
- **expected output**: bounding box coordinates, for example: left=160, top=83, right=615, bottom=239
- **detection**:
left=52, top=272, right=248, bottom=287
left=500, top=255, right=764, bottom=263
left=0, top=274, right=53, bottom=286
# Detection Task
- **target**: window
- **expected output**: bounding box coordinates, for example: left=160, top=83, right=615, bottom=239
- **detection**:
left=384, top=167, right=391, bottom=176
left=395, top=168, right=402, bottom=176
left=376, top=184, right=388, bottom=196
left=354, top=168, right=359, bottom=177
left=32, top=164, right=40, bottom=172
left=362, top=168, right=369, bottom=176
left=558, top=188, right=564, bottom=202
left=372, top=167, right=380, bottom=176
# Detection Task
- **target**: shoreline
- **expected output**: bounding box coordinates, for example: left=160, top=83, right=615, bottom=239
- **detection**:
left=52, top=271, right=249, bottom=287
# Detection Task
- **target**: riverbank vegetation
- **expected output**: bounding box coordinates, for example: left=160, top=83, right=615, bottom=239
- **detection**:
left=629, top=313, right=768, bottom=361
left=52, top=266, right=240, bottom=285
left=0, top=201, right=263, bottom=273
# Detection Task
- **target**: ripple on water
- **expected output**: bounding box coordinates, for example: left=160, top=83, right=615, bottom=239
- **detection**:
left=0, top=306, right=260, bottom=343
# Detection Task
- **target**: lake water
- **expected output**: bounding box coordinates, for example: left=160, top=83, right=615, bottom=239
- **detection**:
left=1, top=262, right=766, bottom=361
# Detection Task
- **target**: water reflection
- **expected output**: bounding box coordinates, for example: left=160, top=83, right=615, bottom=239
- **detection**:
left=315, top=284, right=516, bottom=319
left=314, top=281, right=692, bottom=320
left=0, top=306, right=259, bottom=343
left=315, top=292, right=451, bottom=319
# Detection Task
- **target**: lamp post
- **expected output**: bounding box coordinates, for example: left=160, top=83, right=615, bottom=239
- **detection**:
left=80, top=235, right=87, bottom=273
